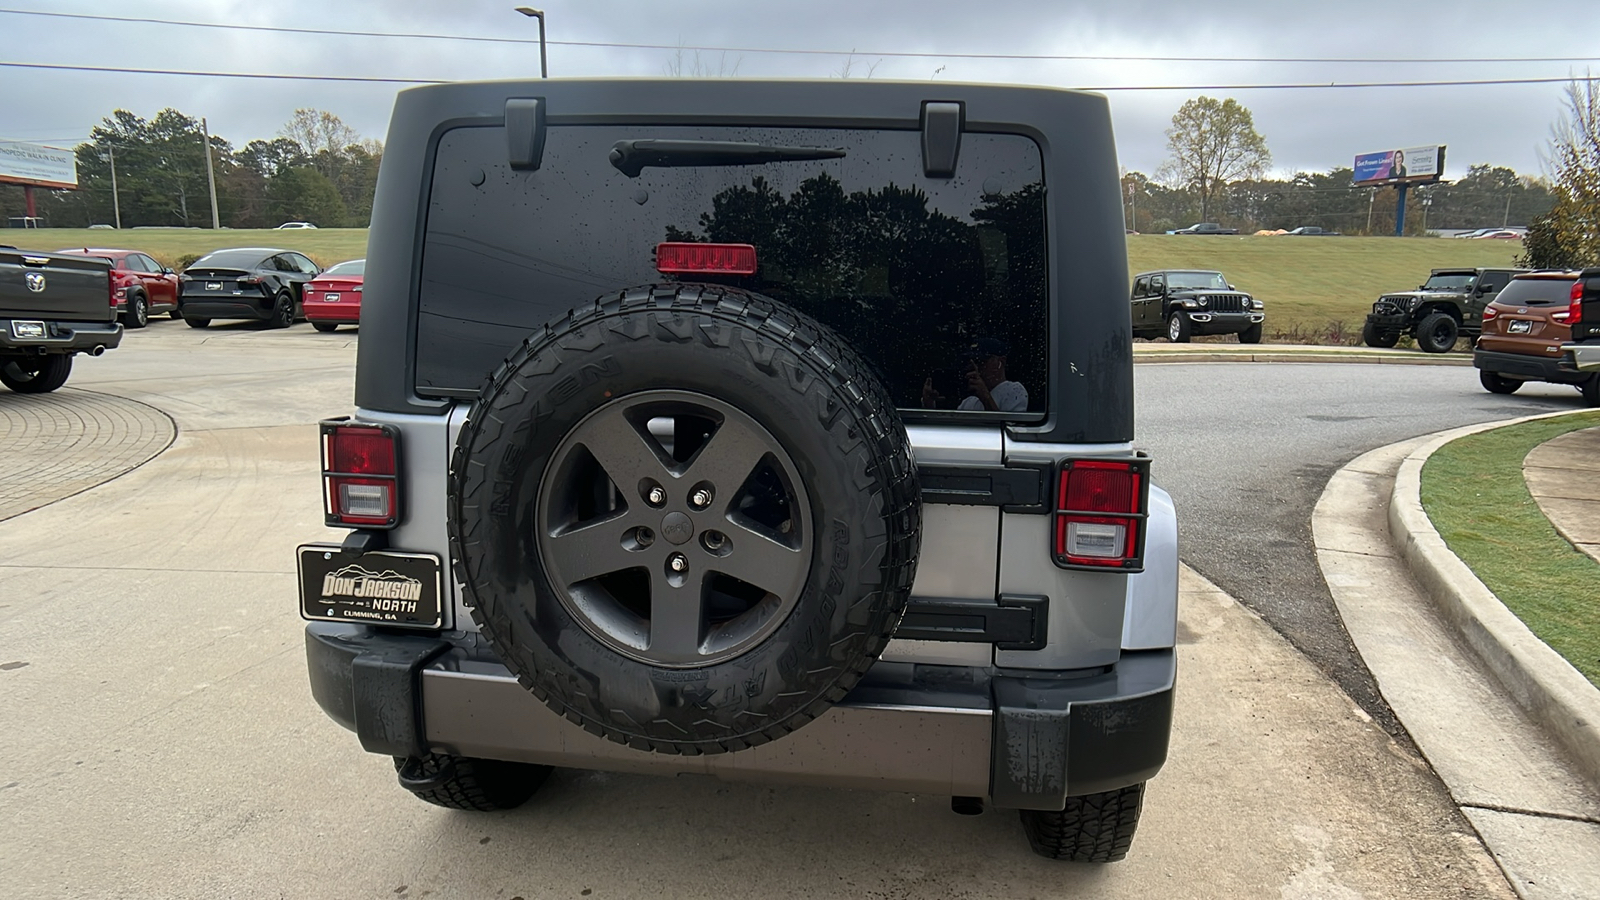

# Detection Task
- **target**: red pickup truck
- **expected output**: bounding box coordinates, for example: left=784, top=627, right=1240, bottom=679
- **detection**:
left=54, top=248, right=179, bottom=329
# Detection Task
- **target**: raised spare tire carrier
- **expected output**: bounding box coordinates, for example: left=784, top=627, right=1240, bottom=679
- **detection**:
left=448, top=284, right=922, bottom=755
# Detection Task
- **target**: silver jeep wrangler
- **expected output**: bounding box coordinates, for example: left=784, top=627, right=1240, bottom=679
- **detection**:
left=299, top=78, right=1177, bottom=863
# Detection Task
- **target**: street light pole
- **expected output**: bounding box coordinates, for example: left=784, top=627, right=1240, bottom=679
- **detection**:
left=514, top=7, right=548, bottom=78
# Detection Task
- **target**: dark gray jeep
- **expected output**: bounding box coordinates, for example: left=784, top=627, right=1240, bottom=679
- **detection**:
left=297, top=78, right=1178, bottom=863
left=1362, top=267, right=1526, bottom=353
left=1131, top=269, right=1264, bottom=343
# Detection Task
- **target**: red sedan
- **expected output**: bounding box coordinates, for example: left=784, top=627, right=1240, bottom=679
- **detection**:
left=54, top=247, right=179, bottom=329
left=302, top=259, right=364, bottom=332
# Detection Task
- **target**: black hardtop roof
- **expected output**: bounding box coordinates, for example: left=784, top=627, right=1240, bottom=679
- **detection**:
left=1428, top=267, right=1528, bottom=275
left=1134, top=269, right=1225, bottom=277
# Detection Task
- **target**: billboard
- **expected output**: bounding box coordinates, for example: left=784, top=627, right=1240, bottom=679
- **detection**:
left=1353, top=145, right=1444, bottom=186
left=0, top=140, right=78, bottom=189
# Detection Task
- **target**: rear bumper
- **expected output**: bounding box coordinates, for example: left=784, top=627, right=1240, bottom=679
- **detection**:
left=0, top=318, right=122, bottom=355
left=1563, top=342, right=1600, bottom=372
left=1473, top=348, right=1588, bottom=384
left=305, top=623, right=1174, bottom=807
left=304, top=304, right=360, bottom=324
left=180, top=295, right=274, bottom=321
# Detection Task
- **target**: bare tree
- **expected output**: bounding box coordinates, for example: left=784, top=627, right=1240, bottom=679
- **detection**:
left=1159, top=96, right=1271, bottom=222
left=1521, top=75, right=1600, bottom=268
left=663, top=47, right=742, bottom=77
left=834, top=51, right=882, bottom=79
left=279, top=109, right=360, bottom=177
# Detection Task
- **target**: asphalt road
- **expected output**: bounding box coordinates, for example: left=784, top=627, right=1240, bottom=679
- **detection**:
left=1134, top=362, right=1591, bottom=733
left=0, top=323, right=1525, bottom=899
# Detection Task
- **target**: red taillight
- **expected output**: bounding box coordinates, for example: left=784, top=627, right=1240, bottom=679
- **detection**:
left=322, top=422, right=399, bottom=527
left=1054, top=458, right=1148, bottom=570
left=1570, top=280, right=1584, bottom=325
left=1482, top=306, right=1498, bottom=321
left=655, top=242, right=758, bottom=275
left=239, top=275, right=262, bottom=286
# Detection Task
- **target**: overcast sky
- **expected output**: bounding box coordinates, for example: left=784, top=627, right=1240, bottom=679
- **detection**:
left=2, top=0, right=1597, bottom=181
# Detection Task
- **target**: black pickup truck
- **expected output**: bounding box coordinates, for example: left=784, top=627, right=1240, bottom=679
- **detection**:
left=1563, top=267, right=1600, bottom=375
left=1, top=247, right=121, bottom=393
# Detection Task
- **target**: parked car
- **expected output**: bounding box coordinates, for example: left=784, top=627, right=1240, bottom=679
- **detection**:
left=297, top=78, right=1178, bottom=863
left=1283, top=226, right=1340, bottom=236
left=177, top=248, right=321, bottom=328
left=302, top=258, right=364, bottom=332
left=1, top=247, right=121, bottom=393
left=53, top=247, right=179, bottom=328
left=1361, top=267, right=1527, bottom=353
left=275, top=221, right=318, bottom=229
left=1131, top=269, right=1264, bottom=343
left=1473, top=271, right=1599, bottom=405
left=1166, top=222, right=1238, bottom=235
left=1473, top=230, right=1523, bottom=240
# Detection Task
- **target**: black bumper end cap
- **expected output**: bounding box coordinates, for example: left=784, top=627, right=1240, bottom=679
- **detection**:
left=305, top=624, right=449, bottom=758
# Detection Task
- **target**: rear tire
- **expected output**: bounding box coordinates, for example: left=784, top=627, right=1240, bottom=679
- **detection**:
left=184, top=316, right=210, bottom=329
left=1019, top=783, right=1146, bottom=863
left=0, top=354, right=73, bottom=393
left=1583, top=375, right=1600, bottom=408
left=267, top=293, right=294, bottom=329
left=170, top=309, right=183, bottom=320
left=393, top=754, right=552, bottom=811
left=1362, top=321, right=1399, bottom=348
left=1238, top=322, right=1262, bottom=344
left=1479, top=370, right=1522, bottom=395
left=122, top=292, right=148, bottom=329
left=1415, top=313, right=1459, bottom=353
left=312, top=322, right=337, bottom=333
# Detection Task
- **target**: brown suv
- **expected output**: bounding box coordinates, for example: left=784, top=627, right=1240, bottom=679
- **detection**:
left=1473, top=271, right=1600, bottom=405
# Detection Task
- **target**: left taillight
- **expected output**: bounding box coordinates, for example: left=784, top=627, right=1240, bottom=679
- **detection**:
left=1570, top=280, right=1584, bottom=326
left=1054, top=457, right=1149, bottom=571
left=321, top=420, right=400, bottom=528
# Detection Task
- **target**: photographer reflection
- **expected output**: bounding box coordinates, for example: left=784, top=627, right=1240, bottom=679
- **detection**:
left=920, top=337, right=1029, bottom=412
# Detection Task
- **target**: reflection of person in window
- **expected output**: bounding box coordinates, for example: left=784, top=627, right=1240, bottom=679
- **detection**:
left=1391, top=150, right=1407, bottom=180
left=921, top=337, right=1028, bottom=412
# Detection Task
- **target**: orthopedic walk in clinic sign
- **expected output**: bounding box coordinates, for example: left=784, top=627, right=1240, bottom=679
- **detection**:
left=1353, top=145, right=1444, bottom=186
left=0, top=140, right=78, bottom=190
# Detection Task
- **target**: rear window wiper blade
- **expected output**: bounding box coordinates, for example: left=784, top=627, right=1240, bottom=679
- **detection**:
left=608, top=140, right=846, bottom=178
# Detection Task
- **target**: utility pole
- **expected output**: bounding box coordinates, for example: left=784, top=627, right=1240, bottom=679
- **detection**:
left=109, top=145, right=122, bottom=230
left=201, top=117, right=220, bottom=230
left=1127, top=180, right=1137, bottom=232
left=1503, top=194, right=1512, bottom=228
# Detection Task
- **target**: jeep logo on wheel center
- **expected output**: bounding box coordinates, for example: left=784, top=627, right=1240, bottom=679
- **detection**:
left=660, top=511, right=693, bottom=544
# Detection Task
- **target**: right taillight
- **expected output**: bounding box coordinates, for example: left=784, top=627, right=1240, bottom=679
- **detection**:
left=321, top=420, right=400, bottom=528
left=1054, top=457, right=1150, bottom=571
left=1570, top=280, right=1584, bottom=325
left=1482, top=305, right=1499, bottom=321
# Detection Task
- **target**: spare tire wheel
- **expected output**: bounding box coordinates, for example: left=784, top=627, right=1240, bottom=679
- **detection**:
left=449, top=284, right=922, bottom=755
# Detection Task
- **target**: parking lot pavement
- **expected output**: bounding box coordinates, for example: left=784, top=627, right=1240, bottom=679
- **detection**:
left=0, top=324, right=1516, bottom=898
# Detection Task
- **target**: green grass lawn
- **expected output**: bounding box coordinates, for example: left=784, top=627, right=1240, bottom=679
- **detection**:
left=11, top=228, right=370, bottom=270
left=1128, top=234, right=1523, bottom=341
left=11, top=227, right=1524, bottom=339
left=1420, top=412, right=1600, bottom=686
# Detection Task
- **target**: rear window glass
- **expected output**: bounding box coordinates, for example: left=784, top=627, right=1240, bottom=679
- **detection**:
left=324, top=260, right=366, bottom=277
left=418, top=125, right=1048, bottom=416
left=1499, top=277, right=1575, bottom=305
left=193, top=250, right=268, bottom=269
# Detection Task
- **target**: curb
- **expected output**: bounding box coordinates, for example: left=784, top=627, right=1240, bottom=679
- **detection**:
left=1389, top=410, right=1600, bottom=784
left=1134, top=350, right=1472, bottom=366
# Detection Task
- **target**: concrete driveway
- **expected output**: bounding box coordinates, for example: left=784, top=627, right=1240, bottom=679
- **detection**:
left=0, top=322, right=1512, bottom=898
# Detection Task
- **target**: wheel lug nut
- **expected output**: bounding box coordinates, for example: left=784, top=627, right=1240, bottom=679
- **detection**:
left=668, top=553, right=688, bottom=572
left=690, top=488, right=713, bottom=509
left=647, top=486, right=666, bottom=506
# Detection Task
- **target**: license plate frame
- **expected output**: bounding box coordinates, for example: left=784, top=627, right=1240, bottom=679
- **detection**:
left=1508, top=320, right=1532, bottom=334
left=324, top=292, right=340, bottom=302
left=10, top=319, right=46, bottom=340
left=297, top=544, right=444, bottom=629
left=205, top=282, right=223, bottom=291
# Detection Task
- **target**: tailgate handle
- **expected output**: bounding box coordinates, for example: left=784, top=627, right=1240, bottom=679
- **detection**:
left=22, top=256, right=50, bottom=267
left=506, top=98, right=547, bottom=171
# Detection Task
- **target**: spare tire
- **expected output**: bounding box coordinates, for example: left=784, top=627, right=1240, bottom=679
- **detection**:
left=449, top=284, right=921, bottom=755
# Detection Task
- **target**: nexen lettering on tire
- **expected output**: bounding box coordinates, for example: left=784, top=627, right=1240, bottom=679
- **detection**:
left=447, top=284, right=921, bottom=755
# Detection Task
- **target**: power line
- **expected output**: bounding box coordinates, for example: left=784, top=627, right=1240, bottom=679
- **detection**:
left=3, top=7, right=1599, bottom=66
left=1, top=60, right=1595, bottom=92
